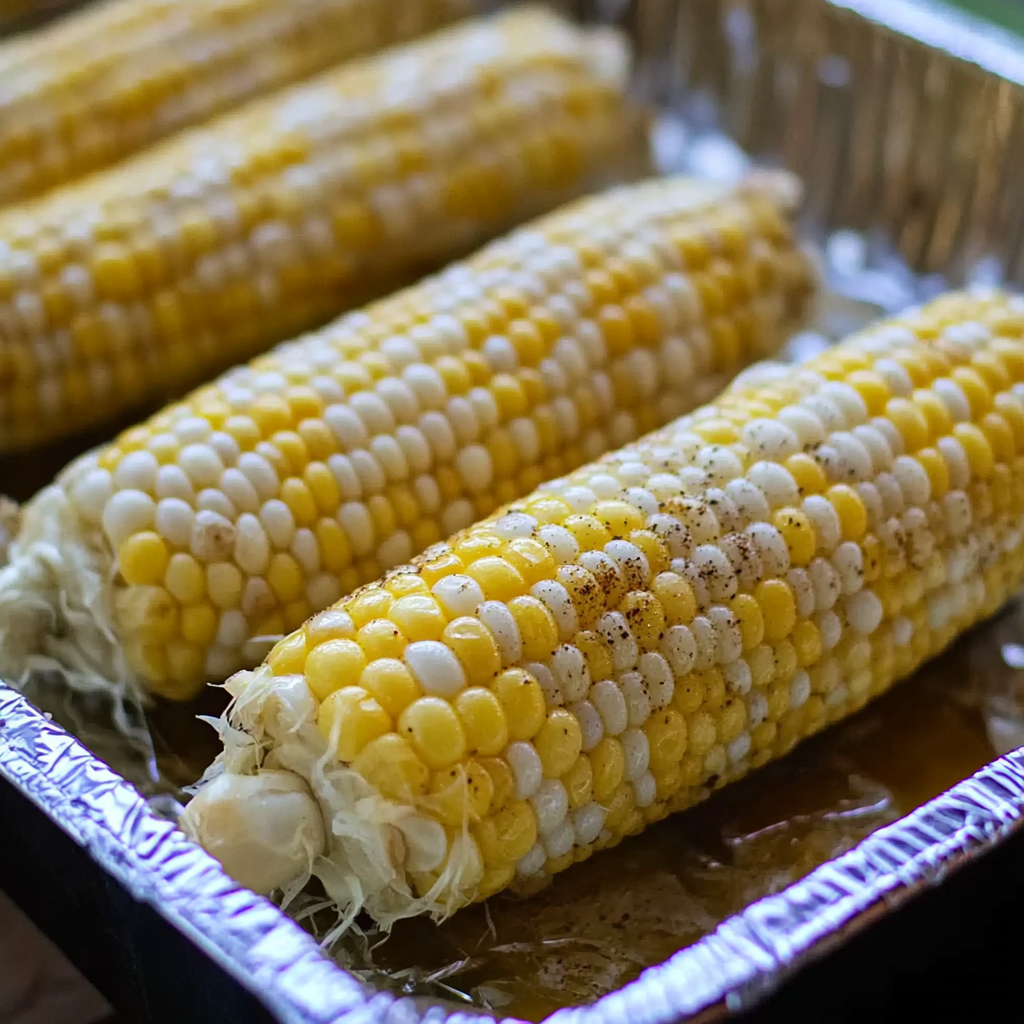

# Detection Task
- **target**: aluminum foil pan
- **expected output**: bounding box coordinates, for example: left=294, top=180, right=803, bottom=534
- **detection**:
left=6, top=0, right=1024, bottom=1022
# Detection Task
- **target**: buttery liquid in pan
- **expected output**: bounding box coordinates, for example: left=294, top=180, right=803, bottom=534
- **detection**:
left=22, top=573, right=1024, bottom=1022
left=328, top=604, right=1024, bottom=1021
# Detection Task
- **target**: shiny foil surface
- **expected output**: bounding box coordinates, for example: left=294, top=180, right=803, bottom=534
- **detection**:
left=6, top=0, right=1024, bottom=1022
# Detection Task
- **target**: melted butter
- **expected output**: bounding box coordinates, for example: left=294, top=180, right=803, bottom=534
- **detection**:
left=19, top=564, right=1024, bottom=1023
left=336, top=607, right=1024, bottom=1021
left=24, top=606, right=1024, bottom=1022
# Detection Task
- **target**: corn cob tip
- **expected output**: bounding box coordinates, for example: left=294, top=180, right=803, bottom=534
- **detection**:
left=740, top=168, right=804, bottom=215
left=0, top=481, right=142, bottom=705
left=184, top=663, right=482, bottom=926
left=180, top=768, right=325, bottom=897
left=582, top=25, right=632, bottom=91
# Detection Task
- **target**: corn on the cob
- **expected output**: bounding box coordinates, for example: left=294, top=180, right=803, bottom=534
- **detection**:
left=0, top=6, right=635, bottom=452
left=0, top=173, right=814, bottom=711
left=180, top=289, right=1024, bottom=927
left=0, top=0, right=469, bottom=206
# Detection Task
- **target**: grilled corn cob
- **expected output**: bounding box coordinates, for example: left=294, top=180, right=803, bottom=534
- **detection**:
left=0, top=6, right=635, bottom=452
left=0, top=0, right=469, bottom=206
left=181, top=289, right=1024, bottom=927
left=0, top=173, right=814, bottom=710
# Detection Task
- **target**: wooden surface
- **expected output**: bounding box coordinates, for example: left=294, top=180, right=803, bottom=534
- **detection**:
left=0, top=890, right=111, bottom=1024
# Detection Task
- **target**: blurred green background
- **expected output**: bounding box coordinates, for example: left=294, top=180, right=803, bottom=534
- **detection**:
left=946, top=0, right=1024, bottom=35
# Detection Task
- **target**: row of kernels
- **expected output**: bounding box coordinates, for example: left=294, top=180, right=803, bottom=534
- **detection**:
left=91, top=208, right=791, bottom=501
left=117, top=176, right=812, bottom=704
left=0, top=17, right=630, bottom=444
left=0, top=0, right=370, bottom=198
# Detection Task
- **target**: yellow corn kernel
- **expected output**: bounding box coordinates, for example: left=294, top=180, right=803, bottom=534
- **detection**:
left=772, top=507, right=816, bottom=567
left=180, top=603, right=219, bottom=648
left=630, top=530, right=670, bottom=577
left=318, top=685, right=392, bottom=761
left=563, top=754, right=593, bottom=810
left=826, top=484, right=868, bottom=542
left=454, top=687, right=509, bottom=758
left=575, top=630, right=615, bottom=683
left=671, top=669, right=707, bottom=716
left=507, top=596, right=560, bottom=662
left=755, top=579, right=797, bottom=641
left=493, top=668, right=546, bottom=741
left=360, top=658, right=420, bottom=717
left=785, top=453, right=828, bottom=495
left=686, top=711, right=717, bottom=757
left=563, top=514, right=613, bottom=552
left=699, top=668, right=728, bottom=711
left=479, top=757, right=515, bottom=814
left=348, top=589, right=394, bottom=629
left=305, top=639, right=368, bottom=701
left=885, top=398, right=930, bottom=452
left=439, top=618, right=499, bottom=686
left=267, top=553, right=305, bottom=603
left=474, top=800, right=537, bottom=866
left=645, top=709, right=688, bottom=772
left=846, top=370, right=890, bottom=416
left=426, top=762, right=494, bottom=826
left=729, top=593, right=765, bottom=650
left=913, top=389, right=954, bottom=439
left=389, top=595, right=447, bottom=642
left=954, top=422, right=995, bottom=479
left=352, top=733, right=430, bottom=802
left=466, top=557, right=527, bottom=603
left=534, top=709, right=583, bottom=778
left=950, top=367, right=992, bottom=417
left=118, top=532, right=170, bottom=587
left=592, top=500, right=645, bottom=538
left=357, top=619, right=407, bottom=662
left=917, top=447, right=949, bottom=499
left=746, top=644, right=775, bottom=690
left=620, top=590, right=666, bottom=650
left=398, top=696, right=467, bottom=770
left=504, top=538, right=557, bottom=585
left=715, top=698, right=748, bottom=745
left=590, top=736, right=625, bottom=801
left=603, top=783, right=636, bottom=830
left=792, top=618, right=823, bottom=667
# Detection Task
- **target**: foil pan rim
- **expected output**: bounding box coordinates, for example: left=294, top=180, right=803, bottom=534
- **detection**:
left=840, top=0, right=1024, bottom=85
left=4, top=669, right=1024, bottom=1024
left=545, top=745, right=1024, bottom=1024
left=0, top=683, right=386, bottom=1024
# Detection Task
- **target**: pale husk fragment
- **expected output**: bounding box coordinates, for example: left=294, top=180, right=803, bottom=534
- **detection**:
left=0, top=468, right=143, bottom=732
left=183, top=667, right=483, bottom=934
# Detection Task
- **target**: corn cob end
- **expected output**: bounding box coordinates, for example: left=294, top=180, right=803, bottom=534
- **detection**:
left=181, top=768, right=325, bottom=897
left=181, top=662, right=485, bottom=923
left=0, top=479, right=142, bottom=703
